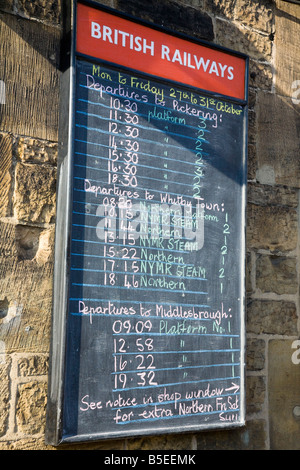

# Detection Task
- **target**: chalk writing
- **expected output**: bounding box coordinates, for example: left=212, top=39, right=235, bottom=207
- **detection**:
left=62, top=57, right=246, bottom=440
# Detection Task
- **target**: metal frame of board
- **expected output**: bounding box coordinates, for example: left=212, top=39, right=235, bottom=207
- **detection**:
left=46, top=0, right=249, bottom=445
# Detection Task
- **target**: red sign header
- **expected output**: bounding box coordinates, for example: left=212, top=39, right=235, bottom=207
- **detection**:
left=76, top=2, right=246, bottom=100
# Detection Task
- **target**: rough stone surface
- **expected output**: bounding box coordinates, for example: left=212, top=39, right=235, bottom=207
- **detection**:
left=247, top=143, right=257, bottom=181
left=0, top=0, right=14, bottom=12
left=15, top=0, right=61, bottom=24
left=204, top=0, right=235, bottom=19
left=256, top=255, right=298, bottom=295
left=246, top=252, right=252, bottom=293
left=274, top=1, right=300, bottom=98
left=247, top=300, right=298, bottom=336
left=234, top=0, right=274, bottom=34
left=0, top=360, right=10, bottom=437
left=249, top=60, right=273, bottom=91
left=18, top=355, right=48, bottom=377
left=0, top=133, right=12, bottom=218
left=215, top=18, right=272, bottom=61
left=247, top=203, right=298, bottom=252
left=13, top=163, right=56, bottom=224
left=0, top=220, right=54, bottom=354
left=117, top=0, right=214, bottom=40
left=16, top=381, right=47, bottom=434
left=0, top=437, right=54, bottom=450
left=256, top=92, right=300, bottom=188
left=0, top=11, right=60, bottom=141
left=246, top=338, right=265, bottom=371
left=247, top=183, right=298, bottom=208
left=16, top=138, right=57, bottom=166
left=246, top=375, right=266, bottom=415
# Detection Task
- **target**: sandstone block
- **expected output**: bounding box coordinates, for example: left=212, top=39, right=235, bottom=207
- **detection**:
left=274, top=2, right=300, bottom=98
left=234, top=0, right=274, bottom=34
left=15, top=225, right=42, bottom=261
left=248, top=89, right=257, bottom=111
left=249, top=60, right=273, bottom=91
left=13, top=224, right=55, bottom=264
left=204, top=0, right=235, bottom=19
left=248, top=113, right=258, bottom=165
left=247, top=143, right=257, bottom=181
left=246, top=253, right=252, bottom=293
left=18, top=355, right=48, bottom=377
left=207, top=0, right=274, bottom=35
left=0, top=12, right=60, bottom=141
left=15, top=0, right=61, bottom=25
left=247, top=183, right=298, bottom=208
left=0, top=437, right=52, bottom=450
left=0, top=220, right=54, bottom=354
left=256, top=254, right=298, bottom=295
left=0, top=220, right=18, bottom=259
left=0, top=133, right=13, bottom=217
left=0, top=359, right=10, bottom=437
left=16, top=137, right=57, bottom=166
left=0, top=0, right=14, bottom=13
left=13, top=163, right=56, bottom=224
left=246, top=338, right=265, bottom=371
left=117, top=0, right=214, bottom=40
left=16, top=381, right=47, bottom=435
left=247, top=203, right=298, bottom=252
left=257, top=91, right=300, bottom=188
left=215, top=18, right=272, bottom=61
left=247, top=299, right=297, bottom=335
left=246, top=375, right=266, bottom=414
left=0, top=278, right=52, bottom=355
left=247, top=110, right=257, bottom=146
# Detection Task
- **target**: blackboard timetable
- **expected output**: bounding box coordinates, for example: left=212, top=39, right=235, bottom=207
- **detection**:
left=46, top=0, right=248, bottom=445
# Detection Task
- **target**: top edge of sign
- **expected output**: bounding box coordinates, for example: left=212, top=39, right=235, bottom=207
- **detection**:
left=75, top=0, right=248, bottom=102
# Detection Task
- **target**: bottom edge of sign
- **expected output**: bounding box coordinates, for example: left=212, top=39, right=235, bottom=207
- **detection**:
left=55, top=419, right=245, bottom=445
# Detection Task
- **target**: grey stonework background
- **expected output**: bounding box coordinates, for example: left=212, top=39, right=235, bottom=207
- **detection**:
left=0, top=0, right=299, bottom=450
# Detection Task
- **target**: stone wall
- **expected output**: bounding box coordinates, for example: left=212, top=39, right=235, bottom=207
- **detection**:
left=0, top=0, right=299, bottom=450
